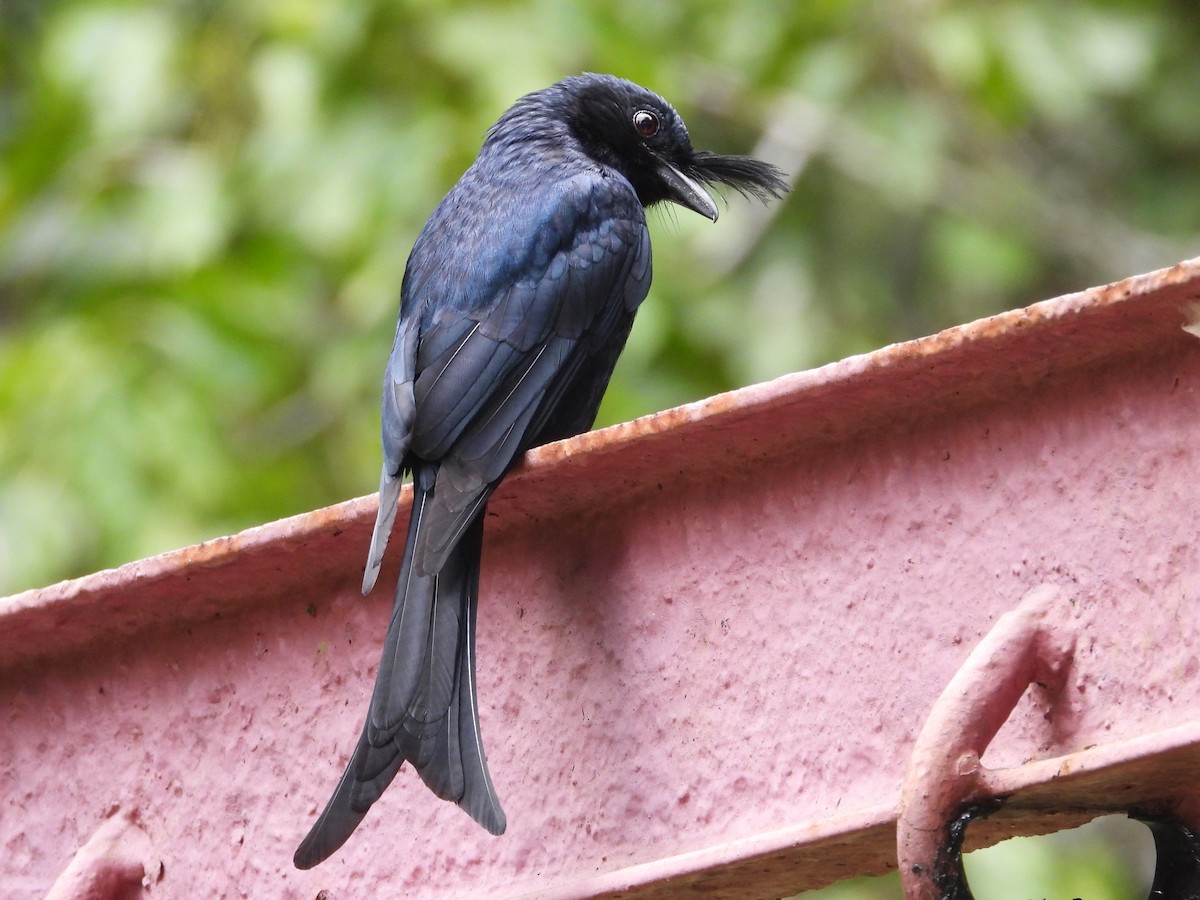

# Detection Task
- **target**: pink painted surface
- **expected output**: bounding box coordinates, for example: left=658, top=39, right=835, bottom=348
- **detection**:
left=3, top=258, right=1200, bottom=898
left=898, top=585, right=1081, bottom=899
left=43, top=809, right=161, bottom=900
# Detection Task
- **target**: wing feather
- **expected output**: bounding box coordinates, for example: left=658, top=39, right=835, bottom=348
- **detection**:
left=397, top=175, right=650, bottom=575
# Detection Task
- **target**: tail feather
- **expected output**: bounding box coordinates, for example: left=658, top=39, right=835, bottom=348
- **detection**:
left=294, top=471, right=505, bottom=871
left=415, top=517, right=505, bottom=834
left=293, top=720, right=407, bottom=870
left=451, top=546, right=506, bottom=834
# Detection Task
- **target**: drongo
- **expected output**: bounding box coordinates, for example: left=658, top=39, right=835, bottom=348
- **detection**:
left=295, top=73, right=787, bottom=869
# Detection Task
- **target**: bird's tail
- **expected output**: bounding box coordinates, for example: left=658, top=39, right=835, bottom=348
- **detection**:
left=294, top=469, right=505, bottom=870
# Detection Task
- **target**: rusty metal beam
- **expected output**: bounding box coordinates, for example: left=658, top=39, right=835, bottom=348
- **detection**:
left=3, top=258, right=1200, bottom=898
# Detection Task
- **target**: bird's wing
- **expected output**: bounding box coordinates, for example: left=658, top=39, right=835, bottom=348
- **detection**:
left=362, top=171, right=651, bottom=583
left=408, top=173, right=651, bottom=575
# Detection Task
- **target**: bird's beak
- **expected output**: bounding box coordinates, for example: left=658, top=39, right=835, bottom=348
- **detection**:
left=656, top=159, right=719, bottom=222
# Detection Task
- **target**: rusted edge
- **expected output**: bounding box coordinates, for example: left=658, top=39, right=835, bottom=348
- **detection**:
left=521, top=254, right=1200, bottom=471
left=3, top=257, right=1199, bottom=671
left=540, top=721, right=1200, bottom=899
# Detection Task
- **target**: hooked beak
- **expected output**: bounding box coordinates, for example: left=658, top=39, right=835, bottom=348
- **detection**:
left=656, top=159, right=719, bottom=222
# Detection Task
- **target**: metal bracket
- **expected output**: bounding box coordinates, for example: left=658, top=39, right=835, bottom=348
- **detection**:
left=897, top=585, right=1200, bottom=900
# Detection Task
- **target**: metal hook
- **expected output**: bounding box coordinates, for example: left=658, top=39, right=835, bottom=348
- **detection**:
left=898, top=585, right=1075, bottom=900
left=897, top=585, right=1200, bottom=900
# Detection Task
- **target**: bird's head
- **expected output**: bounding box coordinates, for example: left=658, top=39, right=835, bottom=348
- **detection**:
left=560, top=73, right=788, bottom=220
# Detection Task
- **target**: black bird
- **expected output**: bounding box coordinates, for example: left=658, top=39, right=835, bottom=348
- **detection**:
left=294, top=73, right=787, bottom=869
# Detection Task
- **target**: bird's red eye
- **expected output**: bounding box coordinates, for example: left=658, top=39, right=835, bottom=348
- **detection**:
left=632, top=109, right=660, bottom=138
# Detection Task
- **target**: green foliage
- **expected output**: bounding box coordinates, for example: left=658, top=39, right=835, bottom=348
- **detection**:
left=2, top=0, right=1198, bottom=601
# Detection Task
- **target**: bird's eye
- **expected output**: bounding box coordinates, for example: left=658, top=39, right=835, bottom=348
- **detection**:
left=632, top=109, right=660, bottom=138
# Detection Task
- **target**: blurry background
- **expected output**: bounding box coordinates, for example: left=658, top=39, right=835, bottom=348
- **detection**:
left=1, top=1, right=1196, bottom=895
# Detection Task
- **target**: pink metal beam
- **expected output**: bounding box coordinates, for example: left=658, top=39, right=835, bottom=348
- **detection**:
left=4, top=258, right=1200, bottom=898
